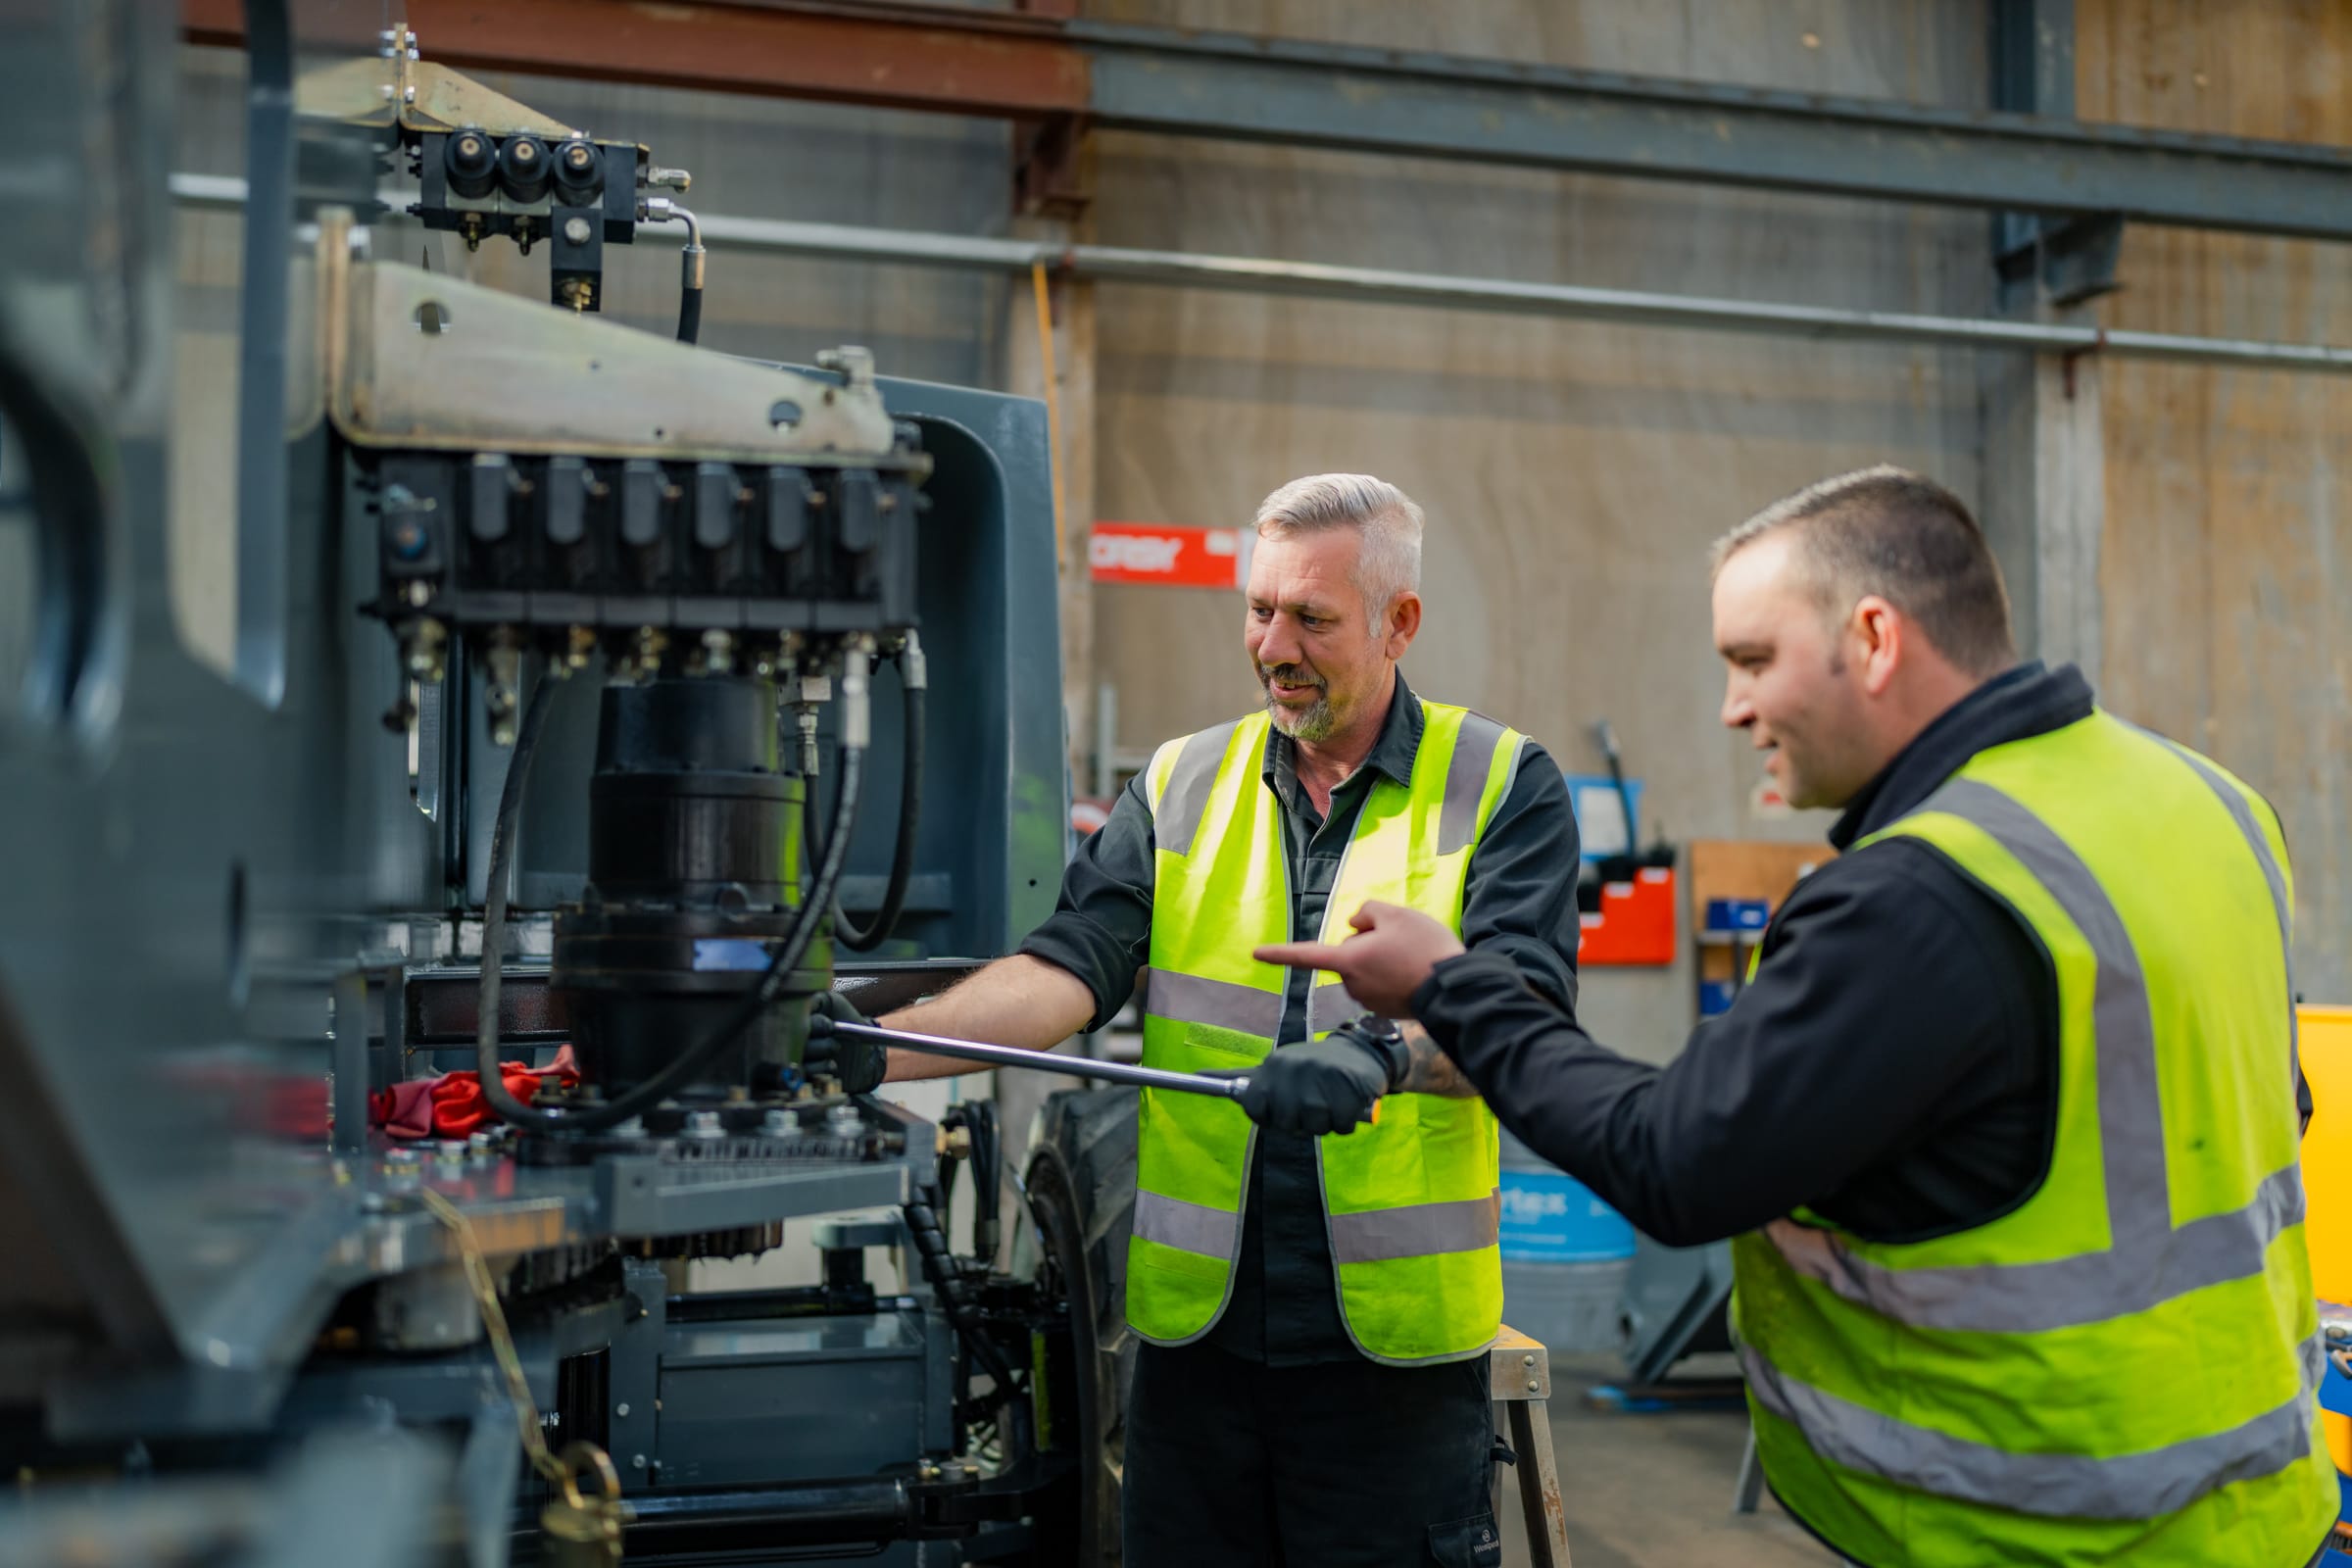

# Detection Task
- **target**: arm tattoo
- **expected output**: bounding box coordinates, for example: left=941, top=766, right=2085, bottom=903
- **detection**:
left=1397, top=1022, right=1477, bottom=1099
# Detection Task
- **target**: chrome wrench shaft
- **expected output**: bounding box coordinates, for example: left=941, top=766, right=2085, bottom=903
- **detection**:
left=825, top=1020, right=1249, bottom=1100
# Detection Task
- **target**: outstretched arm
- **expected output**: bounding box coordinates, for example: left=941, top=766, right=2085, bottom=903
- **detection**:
left=1266, top=849, right=2038, bottom=1248
left=879, top=955, right=1100, bottom=1081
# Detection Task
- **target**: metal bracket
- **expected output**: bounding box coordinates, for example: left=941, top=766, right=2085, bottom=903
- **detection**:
left=1998, top=212, right=2125, bottom=310
left=1014, top=115, right=1091, bottom=220
left=610, top=1257, right=666, bottom=1493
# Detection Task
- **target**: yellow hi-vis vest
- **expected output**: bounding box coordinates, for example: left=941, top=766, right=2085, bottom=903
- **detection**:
left=1125, top=700, right=1525, bottom=1364
left=1733, top=710, right=2336, bottom=1567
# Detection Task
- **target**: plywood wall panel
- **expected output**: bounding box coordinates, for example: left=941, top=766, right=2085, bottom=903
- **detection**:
left=2078, top=0, right=2352, bottom=1001
left=1083, top=1, right=1990, bottom=1059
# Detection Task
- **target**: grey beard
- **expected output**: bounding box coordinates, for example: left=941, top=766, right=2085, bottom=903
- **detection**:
left=1264, top=687, right=1337, bottom=743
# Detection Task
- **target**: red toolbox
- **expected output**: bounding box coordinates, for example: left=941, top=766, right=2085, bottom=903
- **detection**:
left=1578, top=865, right=1677, bottom=965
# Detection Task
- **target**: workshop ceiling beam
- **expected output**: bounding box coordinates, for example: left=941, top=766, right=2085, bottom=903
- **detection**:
left=182, top=0, right=2352, bottom=243
left=180, top=0, right=1091, bottom=118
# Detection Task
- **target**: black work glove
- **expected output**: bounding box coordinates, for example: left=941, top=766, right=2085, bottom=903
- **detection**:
left=804, top=989, right=887, bottom=1095
left=1209, top=1016, right=1406, bottom=1137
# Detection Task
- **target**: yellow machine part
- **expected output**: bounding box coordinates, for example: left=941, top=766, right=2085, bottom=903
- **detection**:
left=2299, top=1005, right=2352, bottom=1476
left=2304, top=1006, right=2352, bottom=1302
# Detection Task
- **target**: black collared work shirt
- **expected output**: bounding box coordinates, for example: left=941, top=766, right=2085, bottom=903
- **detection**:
left=1021, top=671, right=1581, bottom=1364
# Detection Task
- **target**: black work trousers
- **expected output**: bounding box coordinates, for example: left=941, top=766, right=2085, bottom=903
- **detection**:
left=1121, top=1339, right=1503, bottom=1568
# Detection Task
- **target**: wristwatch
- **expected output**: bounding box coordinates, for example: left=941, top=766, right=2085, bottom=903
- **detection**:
left=1338, top=1013, right=1411, bottom=1092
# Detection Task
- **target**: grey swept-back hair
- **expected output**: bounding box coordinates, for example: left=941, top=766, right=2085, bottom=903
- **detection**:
left=1251, top=473, right=1425, bottom=623
left=1712, top=465, right=2018, bottom=677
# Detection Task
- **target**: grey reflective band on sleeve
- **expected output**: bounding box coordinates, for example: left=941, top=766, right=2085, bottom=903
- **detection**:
left=1154, top=720, right=1241, bottom=858
left=1740, top=1333, right=2325, bottom=1521
left=1132, top=1190, right=1242, bottom=1260
left=1765, top=777, right=2300, bottom=1332
left=1438, top=711, right=1516, bottom=858
left=1145, top=969, right=1285, bottom=1040
left=1328, top=1191, right=1500, bottom=1265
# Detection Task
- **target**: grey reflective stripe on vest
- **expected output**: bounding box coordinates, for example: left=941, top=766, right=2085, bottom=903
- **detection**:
left=1438, top=711, right=1519, bottom=857
left=1764, top=1159, right=2304, bottom=1335
left=1740, top=1333, right=2325, bottom=1520
left=1155, top=720, right=1240, bottom=857
left=1308, top=980, right=1362, bottom=1034
left=2135, top=730, right=2302, bottom=1093
left=1764, top=776, right=2297, bottom=1331
left=1134, top=1190, right=1241, bottom=1259
left=1146, top=969, right=1284, bottom=1039
left=1329, top=1191, right=1500, bottom=1265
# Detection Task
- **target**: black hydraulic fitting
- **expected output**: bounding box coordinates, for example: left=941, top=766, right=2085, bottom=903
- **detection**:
left=554, top=137, right=604, bottom=207
left=497, top=133, right=553, bottom=203
left=443, top=125, right=496, bottom=200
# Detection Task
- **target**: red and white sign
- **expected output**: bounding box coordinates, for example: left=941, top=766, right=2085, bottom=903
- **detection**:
left=1089, top=521, right=1245, bottom=589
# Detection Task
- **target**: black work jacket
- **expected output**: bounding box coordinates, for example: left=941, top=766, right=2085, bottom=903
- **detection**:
left=1415, top=662, right=2099, bottom=1246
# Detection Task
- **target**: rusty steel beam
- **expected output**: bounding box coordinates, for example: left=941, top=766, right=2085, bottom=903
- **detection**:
left=182, top=0, right=2352, bottom=242
left=182, top=0, right=1090, bottom=119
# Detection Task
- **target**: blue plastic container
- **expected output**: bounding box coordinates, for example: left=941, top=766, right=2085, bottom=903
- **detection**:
left=1704, top=897, right=1771, bottom=933
left=1498, top=1133, right=1636, bottom=1352
left=1499, top=1135, right=1636, bottom=1263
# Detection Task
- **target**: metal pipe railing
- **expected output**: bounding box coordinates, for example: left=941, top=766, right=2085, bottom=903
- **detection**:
left=171, top=172, right=2352, bottom=374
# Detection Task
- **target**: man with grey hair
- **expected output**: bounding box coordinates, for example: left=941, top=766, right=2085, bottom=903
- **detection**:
left=1262, top=466, right=2335, bottom=1567
left=821, top=471, right=1582, bottom=1564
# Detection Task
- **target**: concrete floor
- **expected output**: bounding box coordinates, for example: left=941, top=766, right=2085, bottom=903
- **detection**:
left=1497, top=1354, right=1837, bottom=1568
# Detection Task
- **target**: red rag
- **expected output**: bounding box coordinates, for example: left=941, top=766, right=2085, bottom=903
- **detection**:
left=369, top=1077, right=440, bottom=1140
left=429, top=1056, right=580, bottom=1138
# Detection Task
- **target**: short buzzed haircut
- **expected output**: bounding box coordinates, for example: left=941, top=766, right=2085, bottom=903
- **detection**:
left=1253, top=473, right=1424, bottom=620
left=1712, top=466, right=2018, bottom=676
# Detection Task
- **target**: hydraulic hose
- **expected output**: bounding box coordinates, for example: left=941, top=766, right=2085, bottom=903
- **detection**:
left=478, top=657, right=869, bottom=1133
left=642, top=197, right=706, bottom=346
left=904, top=1185, right=1015, bottom=1395
left=815, top=636, right=925, bottom=952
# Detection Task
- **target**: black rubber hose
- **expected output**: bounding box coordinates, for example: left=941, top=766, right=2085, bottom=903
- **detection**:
left=819, top=662, right=923, bottom=952
left=477, top=680, right=865, bottom=1133
left=904, top=1188, right=1015, bottom=1394
left=675, top=283, right=703, bottom=346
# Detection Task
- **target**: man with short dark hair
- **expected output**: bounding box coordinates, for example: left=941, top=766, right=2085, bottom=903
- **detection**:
left=1250, top=466, right=2337, bottom=1566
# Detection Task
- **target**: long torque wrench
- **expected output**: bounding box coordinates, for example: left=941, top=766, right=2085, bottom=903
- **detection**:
left=826, top=1020, right=1248, bottom=1100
